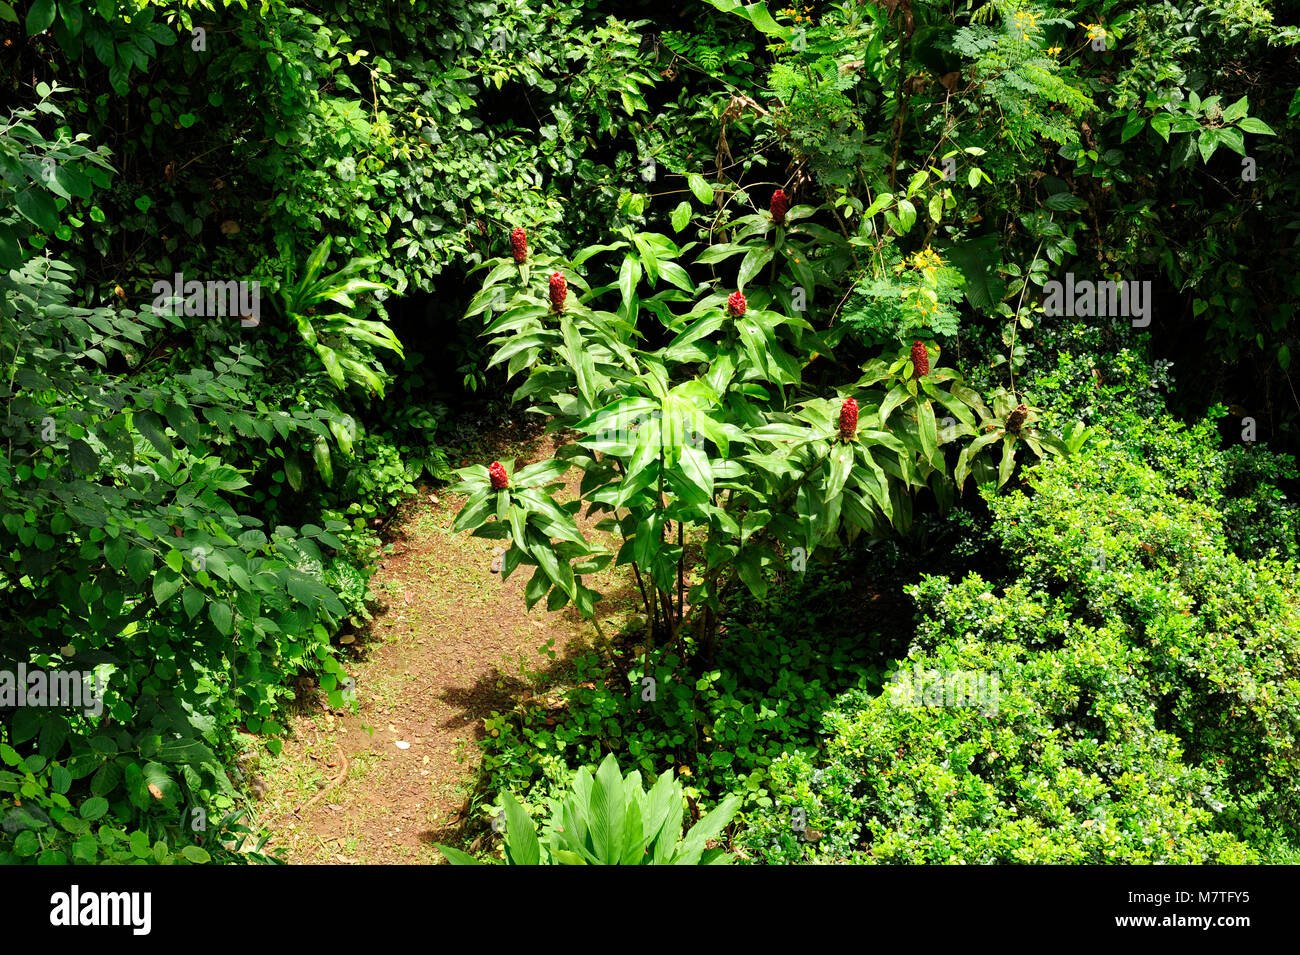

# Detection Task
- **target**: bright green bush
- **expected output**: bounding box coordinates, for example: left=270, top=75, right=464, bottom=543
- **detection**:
left=440, top=753, right=740, bottom=865
left=745, top=420, right=1299, bottom=864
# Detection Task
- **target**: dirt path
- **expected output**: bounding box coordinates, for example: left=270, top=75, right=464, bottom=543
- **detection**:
left=252, top=420, right=637, bottom=864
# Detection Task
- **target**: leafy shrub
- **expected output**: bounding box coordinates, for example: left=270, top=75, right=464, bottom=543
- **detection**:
left=477, top=558, right=900, bottom=826
left=441, top=753, right=740, bottom=865
left=744, top=418, right=1300, bottom=863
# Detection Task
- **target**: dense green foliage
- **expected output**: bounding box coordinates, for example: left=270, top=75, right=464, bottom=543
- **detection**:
left=439, top=753, right=740, bottom=864
left=2, top=0, right=1297, bottom=864
left=747, top=401, right=1300, bottom=863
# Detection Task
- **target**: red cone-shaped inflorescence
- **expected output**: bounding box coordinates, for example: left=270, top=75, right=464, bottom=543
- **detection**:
left=770, top=188, right=789, bottom=225
left=1005, top=403, right=1029, bottom=434
left=510, top=227, right=528, bottom=263
left=727, top=290, right=747, bottom=318
left=488, top=461, right=509, bottom=490
left=549, top=272, right=567, bottom=312
left=911, top=340, right=929, bottom=377
left=839, top=397, right=859, bottom=441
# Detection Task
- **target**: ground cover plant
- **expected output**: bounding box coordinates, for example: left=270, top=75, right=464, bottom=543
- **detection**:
left=1, top=0, right=1297, bottom=867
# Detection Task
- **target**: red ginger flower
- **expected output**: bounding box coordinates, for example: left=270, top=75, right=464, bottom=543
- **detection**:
left=549, top=272, right=567, bottom=312
left=488, top=461, right=509, bottom=490
left=839, top=397, right=859, bottom=441
left=770, top=188, right=789, bottom=225
left=911, top=340, right=930, bottom=377
left=727, top=290, right=747, bottom=318
left=510, top=227, right=528, bottom=263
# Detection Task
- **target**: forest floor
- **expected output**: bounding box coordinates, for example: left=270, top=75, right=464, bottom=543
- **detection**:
left=251, top=418, right=639, bottom=864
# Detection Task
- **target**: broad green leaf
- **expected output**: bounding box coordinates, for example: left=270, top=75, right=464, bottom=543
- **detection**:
left=737, top=246, right=773, bottom=290
left=209, top=600, right=234, bottom=635
left=1237, top=116, right=1275, bottom=136
left=916, top=399, right=939, bottom=466
left=152, top=567, right=182, bottom=606
left=437, top=845, right=483, bottom=865
left=895, top=199, right=916, bottom=234
left=1221, top=95, right=1249, bottom=123
left=618, top=254, right=642, bottom=313
left=26, top=0, right=56, bottom=35
left=16, top=186, right=59, bottom=233
left=687, top=173, right=714, bottom=205
left=1197, top=128, right=1220, bottom=164
left=182, top=586, right=205, bottom=620
left=863, top=192, right=893, bottom=218
left=126, top=547, right=153, bottom=584
left=997, top=434, right=1018, bottom=487
left=502, top=792, right=541, bottom=865
left=1120, top=111, right=1146, bottom=143
left=679, top=444, right=713, bottom=499
left=670, top=201, right=693, bottom=232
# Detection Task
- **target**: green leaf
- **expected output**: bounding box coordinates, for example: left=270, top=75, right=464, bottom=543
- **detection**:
left=209, top=601, right=234, bottom=635
left=862, top=192, right=893, bottom=218
left=181, top=845, right=211, bottom=864
left=945, top=236, right=1004, bottom=310
left=103, top=535, right=128, bottom=569
left=894, top=199, right=916, bottom=234
left=1237, top=116, right=1275, bottom=136
left=502, top=792, right=541, bottom=865
left=1221, top=95, right=1249, bottom=123
left=134, top=410, right=172, bottom=459
left=737, top=246, right=773, bottom=291
left=437, top=845, right=483, bottom=865
left=550, top=849, right=588, bottom=865
left=0, top=224, right=20, bottom=269
left=997, top=434, right=1017, bottom=487
left=80, top=796, right=109, bottom=821
left=90, top=760, right=122, bottom=797
left=182, top=586, right=205, bottom=620
left=1217, top=126, right=1245, bottom=156
left=1119, top=111, right=1146, bottom=143
left=916, top=400, right=939, bottom=466
left=679, top=444, right=713, bottom=499
left=670, top=201, right=693, bottom=232
left=15, top=187, right=58, bottom=233
left=284, top=453, right=304, bottom=491
left=311, top=436, right=333, bottom=484
left=26, top=0, right=56, bottom=35
left=618, top=255, right=641, bottom=313
left=695, top=242, right=743, bottom=265
left=589, top=754, right=626, bottom=864
left=302, top=236, right=333, bottom=284
left=125, top=547, right=153, bottom=584
left=687, top=173, right=714, bottom=205
left=677, top=793, right=740, bottom=863
left=152, top=567, right=183, bottom=606
left=1197, top=128, right=1220, bottom=164
left=825, top=444, right=853, bottom=501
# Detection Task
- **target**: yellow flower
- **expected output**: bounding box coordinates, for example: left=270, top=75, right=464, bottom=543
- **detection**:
left=909, top=247, right=944, bottom=273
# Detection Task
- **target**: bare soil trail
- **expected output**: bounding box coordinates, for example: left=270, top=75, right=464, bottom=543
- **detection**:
left=252, top=419, right=637, bottom=864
